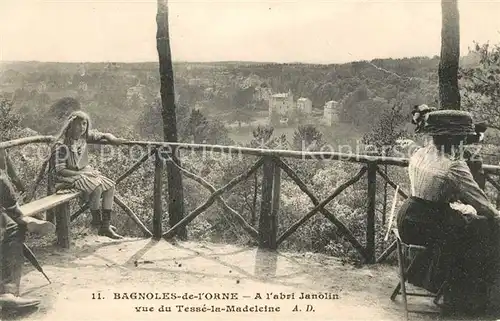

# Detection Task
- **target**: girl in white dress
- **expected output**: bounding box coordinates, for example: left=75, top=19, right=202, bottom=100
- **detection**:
left=50, top=111, right=124, bottom=239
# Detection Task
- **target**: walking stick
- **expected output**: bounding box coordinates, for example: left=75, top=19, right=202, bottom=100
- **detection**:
left=22, top=243, right=51, bottom=284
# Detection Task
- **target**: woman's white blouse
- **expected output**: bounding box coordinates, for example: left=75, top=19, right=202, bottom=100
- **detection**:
left=408, top=143, right=498, bottom=218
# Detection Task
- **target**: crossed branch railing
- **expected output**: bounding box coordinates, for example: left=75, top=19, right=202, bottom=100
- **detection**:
left=2, top=135, right=500, bottom=264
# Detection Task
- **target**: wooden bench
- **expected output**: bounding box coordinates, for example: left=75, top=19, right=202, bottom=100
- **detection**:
left=19, top=191, right=82, bottom=248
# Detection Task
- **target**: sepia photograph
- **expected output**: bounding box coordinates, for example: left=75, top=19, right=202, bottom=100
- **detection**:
left=1, top=0, right=500, bottom=320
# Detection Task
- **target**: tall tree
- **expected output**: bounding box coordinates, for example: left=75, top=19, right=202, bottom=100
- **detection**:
left=230, top=86, right=256, bottom=127
left=439, top=0, right=461, bottom=110
left=361, top=104, right=407, bottom=224
left=293, top=125, right=324, bottom=151
left=156, top=0, right=186, bottom=238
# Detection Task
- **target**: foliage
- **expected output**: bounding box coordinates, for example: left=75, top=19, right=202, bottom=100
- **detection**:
left=182, top=109, right=233, bottom=145
left=269, top=111, right=280, bottom=127
left=48, top=97, right=82, bottom=119
left=137, top=98, right=190, bottom=140
left=0, top=56, right=477, bottom=263
left=43, top=97, right=82, bottom=134
left=292, top=124, right=325, bottom=151
left=0, top=98, right=22, bottom=141
left=185, top=109, right=209, bottom=143
left=362, top=104, right=407, bottom=154
left=460, top=42, right=500, bottom=131
left=230, top=86, right=257, bottom=126
left=138, top=98, right=232, bottom=145
left=250, top=125, right=288, bottom=149
left=2, top=56, right=442, bottom=137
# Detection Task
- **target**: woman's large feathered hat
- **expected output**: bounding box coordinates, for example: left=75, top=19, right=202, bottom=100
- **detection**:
left=412, top=105, right=486, bottom=142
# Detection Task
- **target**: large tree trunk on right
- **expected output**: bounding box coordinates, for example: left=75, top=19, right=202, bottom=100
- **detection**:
left=156, top=0, right=186, bottom=239
left=439, top=0, right=461, bottom=110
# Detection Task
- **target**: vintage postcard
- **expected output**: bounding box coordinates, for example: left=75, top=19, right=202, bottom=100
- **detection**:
left=1, top=0, right=500, bottom=320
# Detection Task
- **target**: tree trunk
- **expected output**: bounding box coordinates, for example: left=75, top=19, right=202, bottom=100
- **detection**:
left=156, top=0, right=186, bottom=239
left=439, top=0, right=461, bottom=110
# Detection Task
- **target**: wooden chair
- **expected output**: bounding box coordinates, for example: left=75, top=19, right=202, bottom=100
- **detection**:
left=390, top=228, right=445, bottom=320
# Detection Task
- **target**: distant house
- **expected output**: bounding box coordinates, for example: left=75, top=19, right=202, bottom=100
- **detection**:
left=323, top=100, right=340, bottom=126
left=269, top=90, right=294, bottom=118
left=296, top=97, right=312, bottom=114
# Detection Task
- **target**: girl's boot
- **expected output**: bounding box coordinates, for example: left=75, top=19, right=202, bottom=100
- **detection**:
left=90, top=209, right=117, bottom=231
left=90, top=209, right=101, bottom=228
left=98, top=209, right=123, bottom=239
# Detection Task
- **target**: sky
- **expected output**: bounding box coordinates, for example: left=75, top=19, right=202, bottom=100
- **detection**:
left=0, top=0, right=499, bottom=64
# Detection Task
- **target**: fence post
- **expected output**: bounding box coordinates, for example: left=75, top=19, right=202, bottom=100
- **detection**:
left=258, top=156, right=275, bottom=249
left=497, top=176, right=500, bottom=209
left=366, top=162, right=377, bottom=264
left=468, top=157, right=485, bottom=191
left=55, top=203, right=71, bottom=249
left=382, top=164, right=388, bottom=225
left=46, top=157, right=55, bottom=223
left=270, top=158, right=281, bottom=250
left=153, top=149, right=164, bottom=239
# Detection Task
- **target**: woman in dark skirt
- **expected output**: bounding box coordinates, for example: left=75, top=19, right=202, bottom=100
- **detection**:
left=397, top=106, right=500, bottom=316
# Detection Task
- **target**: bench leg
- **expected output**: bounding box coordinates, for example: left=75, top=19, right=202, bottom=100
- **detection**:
left=55, top=203, right=71, bottom=249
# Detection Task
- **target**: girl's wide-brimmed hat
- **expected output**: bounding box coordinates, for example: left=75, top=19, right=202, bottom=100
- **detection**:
left=412, top=105, right=487, bottom=142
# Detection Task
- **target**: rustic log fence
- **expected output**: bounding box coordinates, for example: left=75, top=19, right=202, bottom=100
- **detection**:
left=2, top=135, right=500, bottom=264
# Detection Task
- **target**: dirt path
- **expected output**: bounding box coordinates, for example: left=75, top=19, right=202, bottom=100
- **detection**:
left=4, top=235, right=449, bottom=321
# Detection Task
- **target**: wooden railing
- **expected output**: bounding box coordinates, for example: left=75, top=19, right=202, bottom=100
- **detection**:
left=2, top=135, right=500, bottom=264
